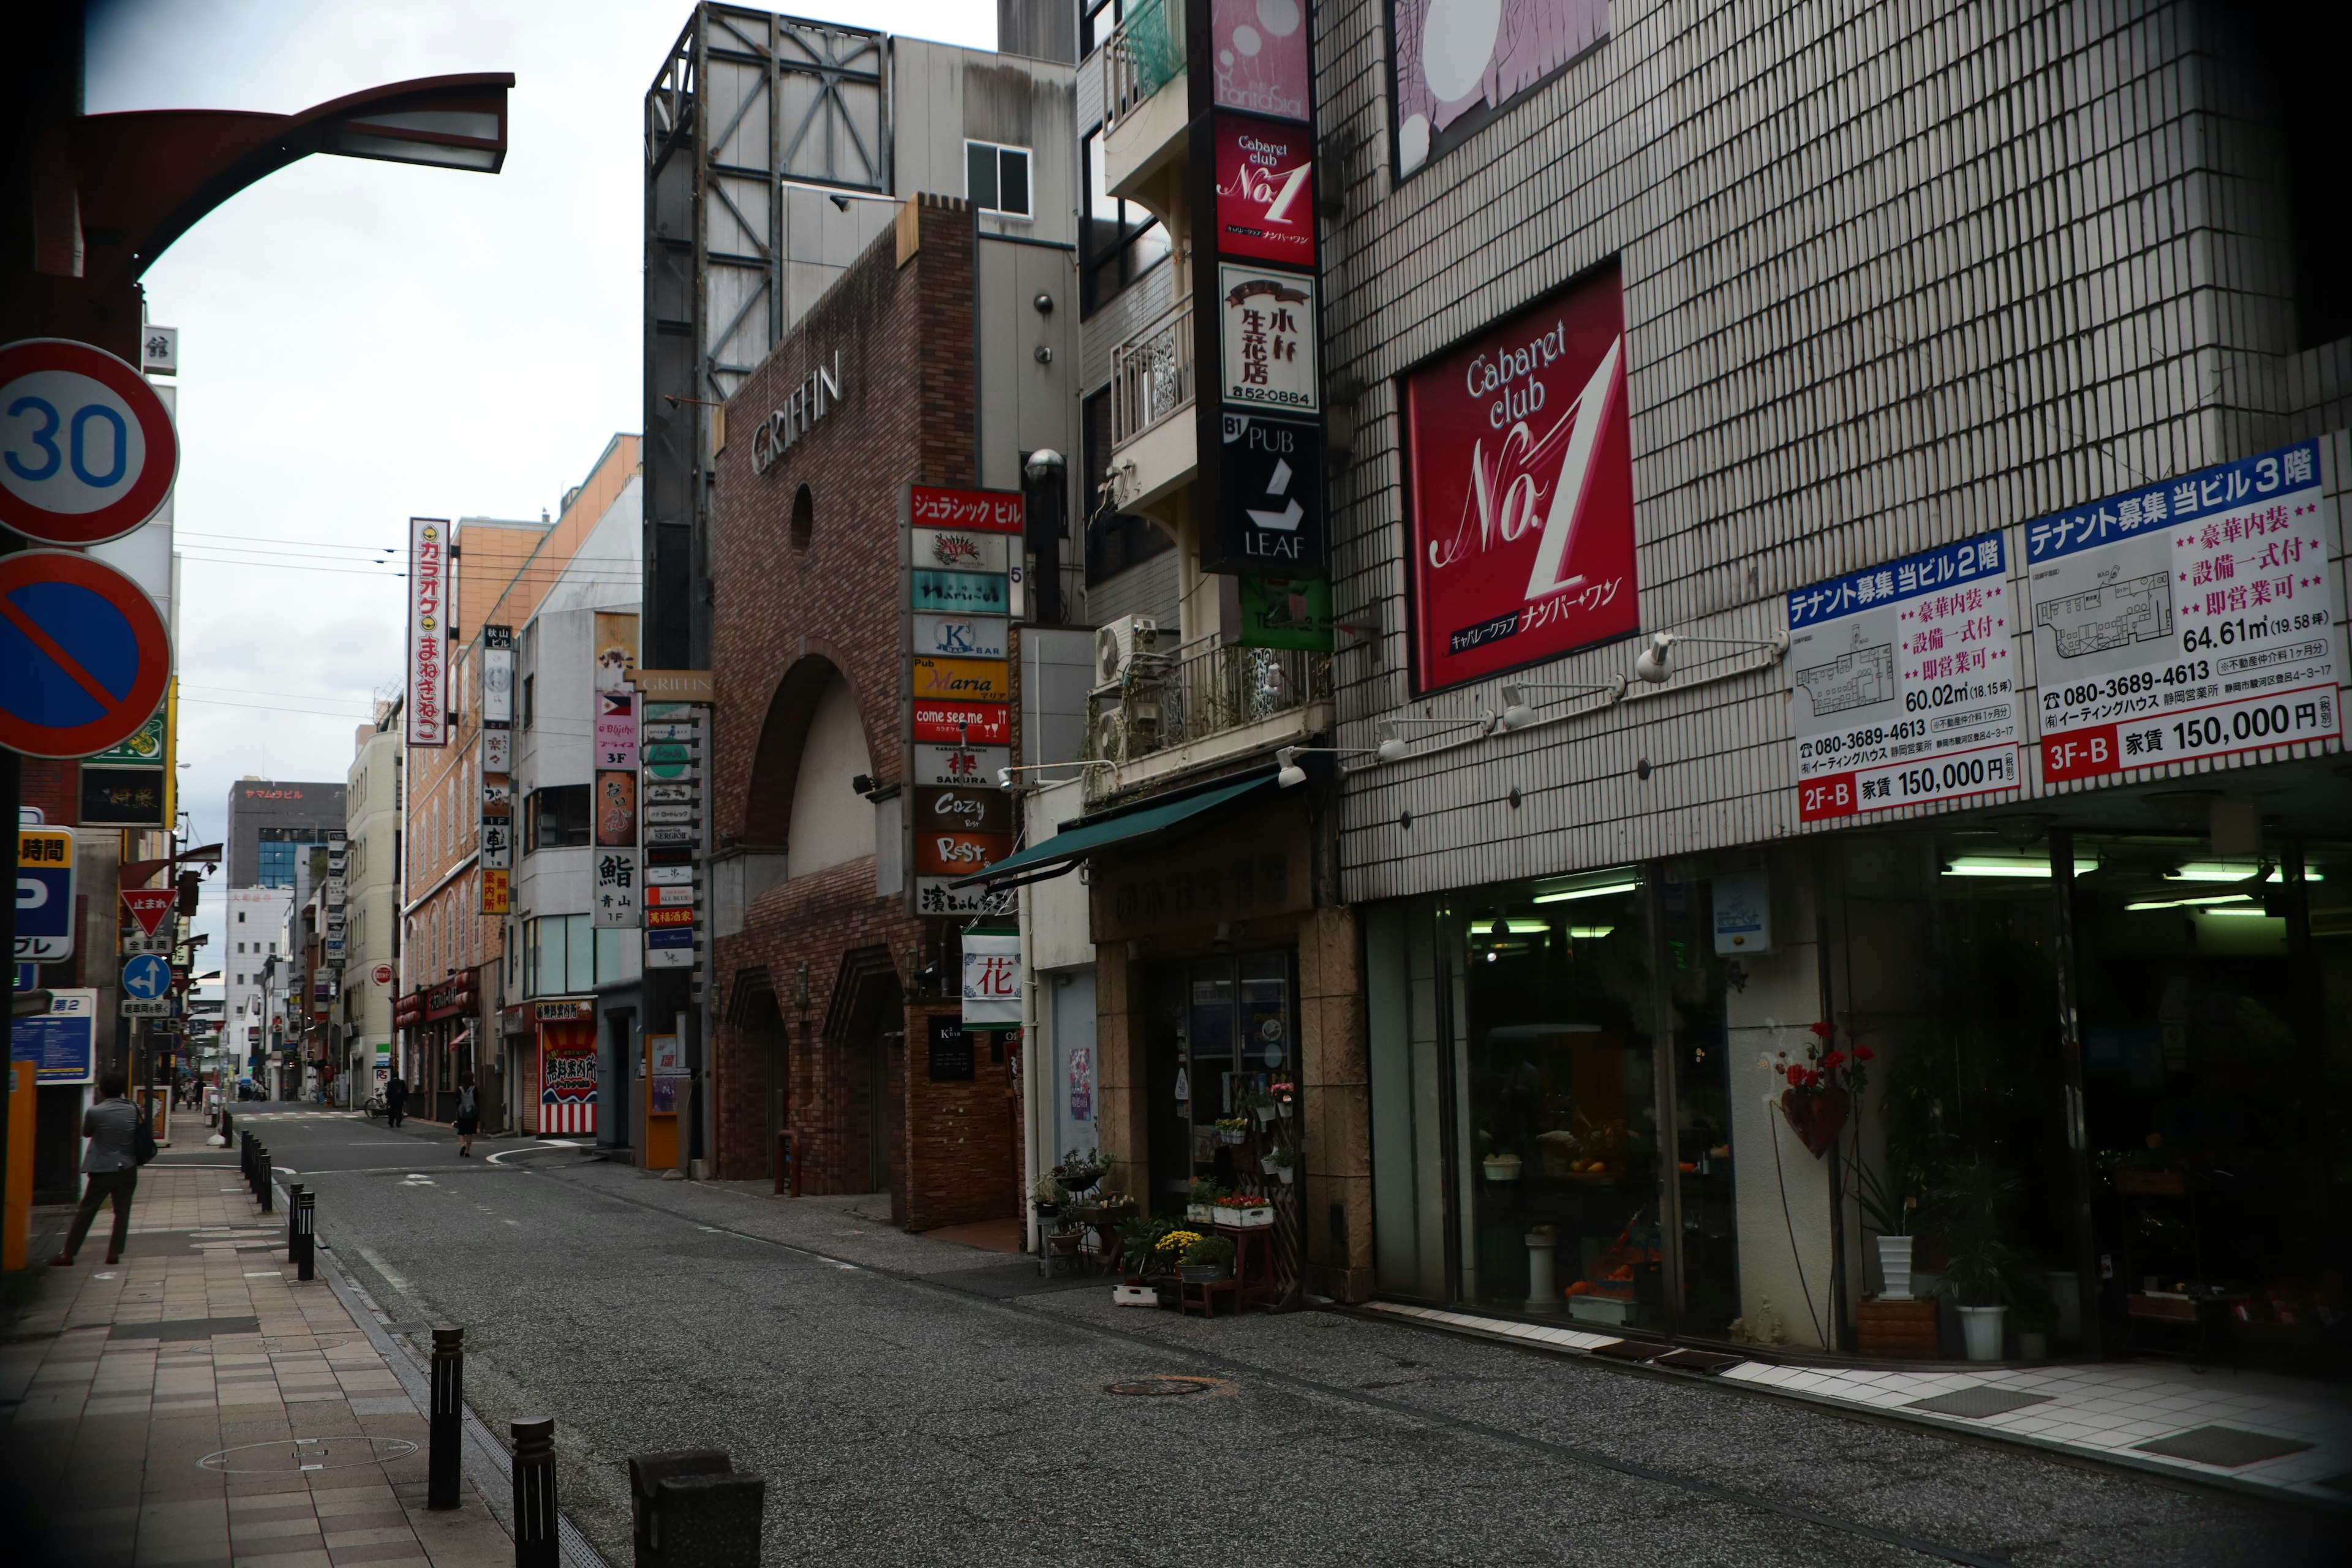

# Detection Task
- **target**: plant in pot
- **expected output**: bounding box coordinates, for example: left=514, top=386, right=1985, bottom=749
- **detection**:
left=1928, top=1155, right=2024, bottom=1361
left=1214, top=1116, right=1250, bottom=1145
left=1054, top=1147, right=1114, bottom=1197
left=1030, top=1172, right=1067, bottom=1218
left=1117, top=1213, right=1176, bottom=1278
left=1269, top=1080, right=1297, bottom=1118
left=1251, top=1086, right=1282, bottom=1125
left=1179, top=1232, right=1237, bottom=1283
left=1849, top=1152, right=1921, bottom=1300
left=1187, top=1178, right=1222, bottom=1223
left=1213, top=1192, right=1273, bottom=1227
left=1265, top=1144, right=1298, bottom=1185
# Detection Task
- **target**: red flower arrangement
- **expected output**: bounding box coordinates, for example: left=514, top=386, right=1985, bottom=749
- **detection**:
left=1766, top=1022, right=1873, bottom=1158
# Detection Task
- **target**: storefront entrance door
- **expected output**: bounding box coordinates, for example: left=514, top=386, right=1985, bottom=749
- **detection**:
left=1144, top=952, right=1295, bottom=1214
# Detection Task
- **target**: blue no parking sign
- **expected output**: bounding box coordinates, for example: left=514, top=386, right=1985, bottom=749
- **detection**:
left=0, top=548, right=172, bottom=760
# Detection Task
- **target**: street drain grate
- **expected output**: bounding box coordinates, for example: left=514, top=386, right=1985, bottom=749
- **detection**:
left=1107, top=1378, right=1211, bottom=1397
left=198, top=1436, right=419, bottom=1474
left=2133, top=1426, right=2315, bottom=1468
left=111, top=1316, right=261, bottom=1343
left=1905, top=1386, right=2055, bottom=1419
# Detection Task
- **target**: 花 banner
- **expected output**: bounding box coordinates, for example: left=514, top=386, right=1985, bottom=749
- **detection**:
left=1404, top=266, right=1637, bottom=692
left=1789, top=533, right=2021, bottom=822
left=406, top=518, right=450, bottom=745
left=2026, top=438, right=2341, bottom=783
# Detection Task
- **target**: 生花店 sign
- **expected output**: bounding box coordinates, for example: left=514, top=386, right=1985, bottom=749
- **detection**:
left=1403, top=266, right=1638, bottom=692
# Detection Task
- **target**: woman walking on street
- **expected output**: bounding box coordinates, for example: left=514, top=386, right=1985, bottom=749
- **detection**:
left=454, top=1072, right=480, bottom=1156
left=53, top=1072, right=142, bottom=1267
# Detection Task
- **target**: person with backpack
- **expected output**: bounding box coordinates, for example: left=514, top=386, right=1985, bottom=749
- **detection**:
left=384, top=1072, right=408, bottom=1129
left=52, top=1073, right=149, bottom=1267
left=453, top=1072, right=480, bottom=1156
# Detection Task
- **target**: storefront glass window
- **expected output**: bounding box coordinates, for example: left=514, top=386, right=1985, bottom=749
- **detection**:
left=1144, top=952, right=1296, bottom=1211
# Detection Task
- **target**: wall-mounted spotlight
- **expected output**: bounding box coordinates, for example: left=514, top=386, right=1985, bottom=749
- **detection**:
left=1498, top=677, right=1627, bottom=729
left=1633, top=629, right=1790, bottom=685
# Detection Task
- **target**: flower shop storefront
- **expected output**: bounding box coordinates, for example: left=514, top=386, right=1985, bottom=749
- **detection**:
left=1365, top=790, right=2352, bottom=1374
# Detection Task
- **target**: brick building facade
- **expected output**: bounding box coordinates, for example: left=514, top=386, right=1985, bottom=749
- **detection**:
left=709, top=195, right=1022, bottom=1229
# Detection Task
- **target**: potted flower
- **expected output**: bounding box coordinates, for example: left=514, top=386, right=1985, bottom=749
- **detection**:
left=1269, top=1080, right=1297, bottom=1118
left=1214, top=1116, right=1250, bottom=1146
left=1251, top=1087, right=1281, bottom=1126
left=1179, top=1232, right=1236, bottom=1283
left=1849, top=1151, right=1920, bottom=1300
left=1482, top=1148, right=1523, bottom=1182
left=1213, top=1193, right=1273, bottom=1227
left=1054, top=1147, right=1114, bottom=1196
left=1029, top=1172, right=1067, bottom=1217
left=1186, top=1178, right=1221, bottom=1223
left=1153, top=1228, right=1205, bottom=1276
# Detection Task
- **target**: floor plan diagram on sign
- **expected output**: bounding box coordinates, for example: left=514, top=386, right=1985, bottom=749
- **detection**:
left=2034, top=569, right=2173, bottom=657
left=1795, top=640, right=1898, bottom=716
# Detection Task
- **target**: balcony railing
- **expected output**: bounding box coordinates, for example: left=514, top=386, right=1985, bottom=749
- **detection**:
left=1103, top=0, right=1186, bottom=134
left=1088, top=639, right=1332, bottom=767
left=1109, top=297, right=1195, bottom=451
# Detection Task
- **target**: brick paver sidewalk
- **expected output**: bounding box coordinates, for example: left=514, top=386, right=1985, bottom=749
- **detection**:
left=2, top=1166, right=514, bottom=1568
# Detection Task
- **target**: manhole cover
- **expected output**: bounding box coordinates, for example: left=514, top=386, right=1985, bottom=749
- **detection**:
left=2133, top=1425, right=2315, bottom=1468
left=1107, top=1377, right=1211, bottom=1397
left=1907, top=1386, right=2056, bottom=1420
left=198, top=1436, right=418, bottom=1474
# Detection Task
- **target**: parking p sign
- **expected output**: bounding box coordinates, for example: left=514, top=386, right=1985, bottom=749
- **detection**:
left=16, top=826, right=74, bottom=962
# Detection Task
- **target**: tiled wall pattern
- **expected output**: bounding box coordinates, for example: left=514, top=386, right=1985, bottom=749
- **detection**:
left=1313, top=0, right=2352, bottom=902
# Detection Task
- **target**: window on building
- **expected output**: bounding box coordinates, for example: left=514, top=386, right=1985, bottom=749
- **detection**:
left=1080, top=0, right=1121, bottom=56
left=1080, top=127, right=1170, bottom=316
left=1082, top=388, right=1175, bottom=584
left=965, top=140, right=1032, bottom=217
left=526, top=785, right=592, bottom=850
left=526, top=914, right=626, bottom=997
left=522, top=674, right=535, bottom=731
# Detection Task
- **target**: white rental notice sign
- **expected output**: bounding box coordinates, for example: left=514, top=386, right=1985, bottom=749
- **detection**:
left=2026, top=437, right=2341, bottom=785
left=1788, top=532, right=2022, bottom=822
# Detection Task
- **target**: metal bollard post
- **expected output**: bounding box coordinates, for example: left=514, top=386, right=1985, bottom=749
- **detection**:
left=293, top=1189, right=315, bottom=1282
left=257, top=1147, right=273, bottom=1213
left=428, top=1327, right=464, bottom=1509
left=510, top=1416, right=560, bottom=1568
left=239, top=1133, right=252, bottom=1193
left=286, top=1183, right=305, bottom=1258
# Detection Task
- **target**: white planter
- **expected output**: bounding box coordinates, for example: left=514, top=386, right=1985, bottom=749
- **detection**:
left=1185, top=1203, right=1212, bottom=1223
left=1482, top=1158, right=1523, bottom=1182
left=1219, top=1206, right=1273, bottom=1229
left=1523, top=1234, right=1561, bottom=1314
left=1273, top=1165, right=1295, bottom=1185
left=1874, top=1235, right=1915, bottom=1300
left=1958, top=1303, right=2007, bottom=1362
left=1255, top=1106, right=1278, bottom=1124
left=1112, top=1284, right=1158, bottom=1308
left=1567, top=1295, right=1631, bottom=1326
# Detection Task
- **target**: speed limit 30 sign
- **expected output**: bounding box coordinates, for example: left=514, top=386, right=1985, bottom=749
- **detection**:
left=0, top=337, right=179, bottom=546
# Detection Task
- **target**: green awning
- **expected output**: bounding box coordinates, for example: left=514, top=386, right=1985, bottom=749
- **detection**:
left=950, top=773, right=1275, bottom=889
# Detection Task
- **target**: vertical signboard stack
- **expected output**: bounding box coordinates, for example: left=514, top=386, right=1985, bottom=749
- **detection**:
left=480, top=625, right=514, bottom=914
left=637, top=676, right=707, bottom=974
left=591, top=613, right=643, bottom=940
left=903, top=484, right=1026, bottom=918
left=1189, top=0, right=1329, bottom=643
left=325, top=829, right=348, bottom=968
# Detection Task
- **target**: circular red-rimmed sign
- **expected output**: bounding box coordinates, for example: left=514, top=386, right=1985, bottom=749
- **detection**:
left=372, top=963, right=395, bottom=987
left=0, top=548, right=173, bottom=758
left=0, top=337, right=179, bottom=546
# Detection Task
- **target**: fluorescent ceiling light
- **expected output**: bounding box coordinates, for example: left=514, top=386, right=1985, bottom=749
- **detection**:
left=2166, top=862, right=2323, bottom=883
left=2199, top=906, right=2277, bottom=918
left=1942, top=856, right=2099, bottom=878
left=1500, top=919, right=1553, bottom=934
left=1564, top=926, right=1615, bottom=939
left=2124, top=893, right=2255, bottom=911
left=1532, top=880, right=1637, bottom=905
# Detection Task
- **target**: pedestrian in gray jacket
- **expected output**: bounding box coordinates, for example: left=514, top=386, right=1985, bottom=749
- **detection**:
left=54, top=1073, right=141, bottom=1267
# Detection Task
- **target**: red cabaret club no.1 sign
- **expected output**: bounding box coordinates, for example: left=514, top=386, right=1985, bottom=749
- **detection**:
left=0, top=549, right=173, bottom=758
left=0, top=338, right=179, bottom=546
left=1403, top=265, right=1639, bottom=692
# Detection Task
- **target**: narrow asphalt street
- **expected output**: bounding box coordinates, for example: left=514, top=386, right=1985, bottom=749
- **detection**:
left=178, top=1108, right=2339, bottom=1568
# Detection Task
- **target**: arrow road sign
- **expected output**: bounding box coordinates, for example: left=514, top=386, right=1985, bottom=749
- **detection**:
left=0, top=548, right=173, bottom=759
left=0, top=338, right=179, bottom=546
left=121, top=951, right=171, bottom=1000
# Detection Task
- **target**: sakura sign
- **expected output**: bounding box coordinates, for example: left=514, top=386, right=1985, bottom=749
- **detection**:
left=1403, top=267, right=1637, bottom=692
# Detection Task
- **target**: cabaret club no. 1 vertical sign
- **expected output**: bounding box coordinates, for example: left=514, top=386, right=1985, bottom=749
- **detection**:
left=1403, top=265, right=1638, bottom=693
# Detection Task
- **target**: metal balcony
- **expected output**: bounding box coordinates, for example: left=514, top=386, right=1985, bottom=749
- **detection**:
left=1102, top=0, right=1185, bottom=135
left=1107, top=297, right=1195, bottom=451
left=1088, top=639, right=1333, bottom=775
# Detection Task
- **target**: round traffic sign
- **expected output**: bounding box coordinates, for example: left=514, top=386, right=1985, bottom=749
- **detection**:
left=0, top=548, right=173, bottom=758
left=0, top=338, right=179, bottom=546
left=123, top=952, right=172, bottom=1000
left=372, top=963, right=394, bottom=987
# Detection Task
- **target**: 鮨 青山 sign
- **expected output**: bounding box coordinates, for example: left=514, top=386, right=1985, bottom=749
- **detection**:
left=407, top=518, right=450, bottom=745
left=1404, top=265, right=1638, bottom=692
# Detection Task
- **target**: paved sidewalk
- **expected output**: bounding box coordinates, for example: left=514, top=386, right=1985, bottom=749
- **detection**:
left=1, top=1166, right=515, bottom=1568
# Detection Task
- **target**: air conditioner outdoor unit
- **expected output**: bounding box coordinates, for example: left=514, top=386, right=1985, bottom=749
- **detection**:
left=1091, top=696, right=1163, bottom=763
left=1094, top=615, right=1161, bottom=687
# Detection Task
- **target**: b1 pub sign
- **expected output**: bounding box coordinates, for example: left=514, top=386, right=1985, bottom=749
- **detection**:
left=1204, top=412, right=1325, bottom=575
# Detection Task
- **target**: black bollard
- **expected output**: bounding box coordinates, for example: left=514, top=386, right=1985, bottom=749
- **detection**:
left=428, top=1327, right=463, bottom=1509
left=292, top=1189, right=315, bottom=1282
left=257, top=1146, right=273, bottom=1213
left=286, top=1183, right=305, bottom=1258
left=239, top=1133, right=252, bottom=1193
left=511, top=1417, right=560, bottom=1568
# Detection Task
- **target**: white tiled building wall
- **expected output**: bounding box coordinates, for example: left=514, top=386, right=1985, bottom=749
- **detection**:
left=1315, top=0, right=2352, bottom=900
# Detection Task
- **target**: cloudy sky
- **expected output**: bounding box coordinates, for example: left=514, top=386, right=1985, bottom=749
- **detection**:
left=84, top=0, right=993, bottom=973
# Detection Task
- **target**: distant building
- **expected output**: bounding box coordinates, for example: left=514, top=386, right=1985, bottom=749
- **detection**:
left=224, top=777, right=348, bottom=888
